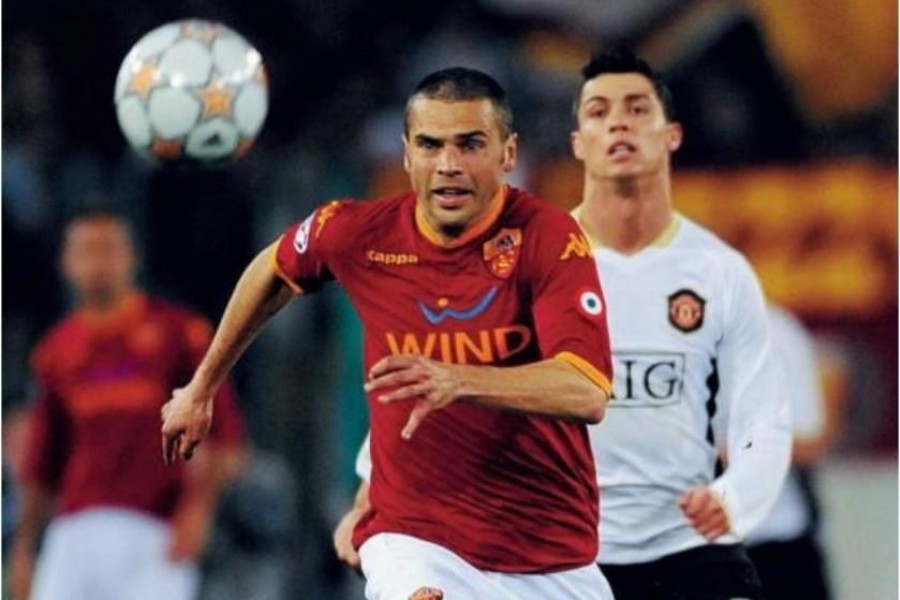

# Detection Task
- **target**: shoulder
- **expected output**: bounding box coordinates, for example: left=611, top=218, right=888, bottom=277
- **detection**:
left=291, top=193, right=414, bottom=250
left=676, top=216, right=756, bottom=277
left=504, top=188, right=584, bottom=253
left=318, top=193, right=412, bottom=227
left=30, top=315, right=79, bottom=373
left=505, top=187, right=577, bottom=228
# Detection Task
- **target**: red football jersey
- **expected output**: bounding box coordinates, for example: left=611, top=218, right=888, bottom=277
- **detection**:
left=23, top=293, right=244, bottom=519
left=275, top=186, right=612, bottom=572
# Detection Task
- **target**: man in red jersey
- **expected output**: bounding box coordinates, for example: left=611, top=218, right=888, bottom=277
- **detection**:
left=9, top=212, right=246, bottom=600
left=161, top=68, right=614, bottom=599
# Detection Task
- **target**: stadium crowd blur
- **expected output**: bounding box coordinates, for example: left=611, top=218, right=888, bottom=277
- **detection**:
left=3, top=0, right=896, bottom=598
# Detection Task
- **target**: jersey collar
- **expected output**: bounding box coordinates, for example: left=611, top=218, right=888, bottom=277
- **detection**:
left=415, top=185, right=508, bottom=249
left=77, top=291, right=148, bottom=332
left=571, top=204, right=682, bottom=250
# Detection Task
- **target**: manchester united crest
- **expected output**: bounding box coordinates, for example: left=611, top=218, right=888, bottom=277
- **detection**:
left=668, top=289, right=705, bottom=333
left=409, top=587, right=444, bottom=600
left=482, top=228, right=522, bottom=279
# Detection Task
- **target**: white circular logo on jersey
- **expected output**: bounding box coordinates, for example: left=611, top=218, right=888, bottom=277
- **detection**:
left=293, top=213, right=313, bottom=254
left=579, top=290, right=603, bottom=316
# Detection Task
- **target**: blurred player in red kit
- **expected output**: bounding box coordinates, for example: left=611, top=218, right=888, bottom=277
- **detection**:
left=9, top=212, right=246, bottom=600
left=161, top=68, right=616, bottom=599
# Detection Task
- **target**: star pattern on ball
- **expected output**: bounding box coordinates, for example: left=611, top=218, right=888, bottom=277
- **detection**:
left=194, top=80, right=235, bottom=119
left=179, top=21, right=217, bottom=44
left=128, top=58, right=162, bottom=101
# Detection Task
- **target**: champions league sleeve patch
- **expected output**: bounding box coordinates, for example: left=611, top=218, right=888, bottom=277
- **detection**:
left=293, top=213, right=313, bottom=254
left=668, top=289, right=706, bottom=332
left=577, top=288, right=604, bottom=318
left=293, top=201, right=342, bottom=255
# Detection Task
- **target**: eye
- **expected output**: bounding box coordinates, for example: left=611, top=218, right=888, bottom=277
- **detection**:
left=461, top=138, right=485, bottom=151
left=417, top=138, right=439, bottom=150
left=631, top=102, right=650, bottom=115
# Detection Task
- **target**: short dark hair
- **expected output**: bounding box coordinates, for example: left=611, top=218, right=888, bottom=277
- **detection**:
left=67, top=208, right=128, bottom=229
left=64, top=209, right=135, bottom=245
left=574, top=48, right=676, bottom=122
left=404, top=67, right=514, bottom=139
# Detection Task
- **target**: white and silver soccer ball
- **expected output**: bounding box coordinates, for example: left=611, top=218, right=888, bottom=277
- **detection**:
left=114, top=19, right=268, bottom=165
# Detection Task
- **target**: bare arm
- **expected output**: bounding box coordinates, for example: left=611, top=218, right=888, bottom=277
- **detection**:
left=162, top=242, right=294, bottom=463
left=9, top=483, right=50, bottom=600
left=367, top=354, right=608, bottom=440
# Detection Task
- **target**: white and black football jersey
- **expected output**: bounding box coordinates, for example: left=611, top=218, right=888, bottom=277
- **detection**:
left=573, top=208, right=791, bottom=565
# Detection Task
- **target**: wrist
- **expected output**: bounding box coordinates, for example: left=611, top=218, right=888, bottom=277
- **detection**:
left=187, top=372, right=219, bottom=402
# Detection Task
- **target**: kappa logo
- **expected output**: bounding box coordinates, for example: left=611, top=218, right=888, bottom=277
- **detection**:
left=559, top=232, right=592, bottom=261
left=668, top=289, right=706, bottom=333
left=418, top=286, right=498, bottom=325
left=483, top=227, right=522, bottom=279
left=367, top=250, right=419, bottom=265
left=409, top=587, right=444, bottom=600
left=314, top=200, right=341, bottom=238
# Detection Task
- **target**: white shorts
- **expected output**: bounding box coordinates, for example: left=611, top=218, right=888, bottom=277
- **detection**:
left=359, top=533, right=615, bottom=600
left=30, top=508, right=199, bottom=600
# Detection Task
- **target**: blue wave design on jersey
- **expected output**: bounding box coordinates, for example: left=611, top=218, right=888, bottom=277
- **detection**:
left=418, top=286, right=499, bottom=324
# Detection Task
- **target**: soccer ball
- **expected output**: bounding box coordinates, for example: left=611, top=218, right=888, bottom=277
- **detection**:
left=114, top=19, right=268, bottom=165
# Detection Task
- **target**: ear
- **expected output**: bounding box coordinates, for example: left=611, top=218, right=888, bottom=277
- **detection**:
left=666, top=122, right=683, bottom=153
left=402, top=135, right=411, bottom=173
left=571, top=130, right=584, bottom=161
left=501, top=132, right=518, bottom=173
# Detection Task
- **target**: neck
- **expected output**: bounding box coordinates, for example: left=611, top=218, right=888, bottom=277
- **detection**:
left=579, top=172, right=674, bottom=255
left=80, top=286, right=135, bottom=314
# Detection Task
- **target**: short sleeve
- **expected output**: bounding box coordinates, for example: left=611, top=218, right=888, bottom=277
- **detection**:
left=525, top=211, right=613, bottom=395
left=273, top=200, right=347, bottom=295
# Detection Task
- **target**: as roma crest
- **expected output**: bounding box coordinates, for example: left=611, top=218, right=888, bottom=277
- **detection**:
left=483, top=228, right=522, bottom=279
left=668, top=289, right=705, bottom=333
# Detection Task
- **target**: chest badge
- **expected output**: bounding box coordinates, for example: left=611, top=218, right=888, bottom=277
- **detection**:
left=668, top=289, right=705, bottom=333
left=482, top=227, right=522, bottom=279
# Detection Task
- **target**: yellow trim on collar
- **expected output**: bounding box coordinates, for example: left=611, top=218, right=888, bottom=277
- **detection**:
left=415, top=185, right=508, bottom=248
left=570, top=204, right=681, bottom=250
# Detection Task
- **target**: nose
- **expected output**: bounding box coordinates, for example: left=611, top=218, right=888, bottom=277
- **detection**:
left=607, top=104, right=630, bottom=133
left=436, top=146, right=462, bottom=176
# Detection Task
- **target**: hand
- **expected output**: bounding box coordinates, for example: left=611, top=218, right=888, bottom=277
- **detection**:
left=678, top=486, right=731, bottom=542
left=161, top=384, right=213, bottom=465
left=365, top=355, right=462, bottom=440
left=9, top=539, right=34, bottom=600
left=333, top=507, right=364, bottom=571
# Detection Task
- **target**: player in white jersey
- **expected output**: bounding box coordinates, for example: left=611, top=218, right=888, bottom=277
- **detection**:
left=745, top=305, right=835, bottom=600
left=570, top=49, right=791, bottom=599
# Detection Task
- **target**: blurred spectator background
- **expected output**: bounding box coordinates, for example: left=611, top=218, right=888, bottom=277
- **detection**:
left=3, top=0, right=896, bottom=598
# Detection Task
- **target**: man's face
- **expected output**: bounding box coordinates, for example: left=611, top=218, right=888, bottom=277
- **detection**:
left=61, top=218, right=136, bottom=305
left=403, top=97, right=516, bottom=235
left=572, top=73, right=682, bottom=182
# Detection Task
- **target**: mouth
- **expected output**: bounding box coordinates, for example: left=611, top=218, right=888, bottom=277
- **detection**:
left=431, top=186, right=473, bottom=209
left=607, top=141, right=637, bottom=160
